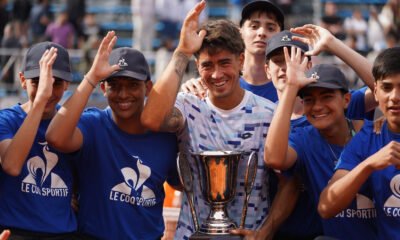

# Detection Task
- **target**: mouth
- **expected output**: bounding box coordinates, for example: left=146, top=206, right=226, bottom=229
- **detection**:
left=311, top=113, right=329, bottom=119
left=117, top=101, right=133, bottom=110
left=254, top=41, right=266, bottom=47
left=388, top=106, right=400, bottom=114
left=212, top=80, right=227, bottom=88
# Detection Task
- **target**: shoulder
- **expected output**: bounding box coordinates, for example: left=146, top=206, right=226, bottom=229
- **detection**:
left=246, top=91, right=276, bottom=111
left=0, top=105, right=24, bottom=120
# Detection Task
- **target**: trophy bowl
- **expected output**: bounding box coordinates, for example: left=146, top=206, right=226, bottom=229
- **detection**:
left=192, top=150, right=242, bottom=235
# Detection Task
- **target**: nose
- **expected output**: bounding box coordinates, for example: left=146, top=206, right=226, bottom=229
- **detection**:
left=256, top=25, right=267, bottom=38
left=211, top=66, right=223, bottom=80
left=117, top=85, right=129, bottom=98
left=390, top=88, right=400, bottom=103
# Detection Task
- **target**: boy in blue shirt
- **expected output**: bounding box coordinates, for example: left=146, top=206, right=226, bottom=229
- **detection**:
left=320, top=47, right=400, bottom=239
left=0, top=42, right=77, bottom=238
left=264, top=45, right=377, bottom=239
left=46, top=32, right=180, bottom=239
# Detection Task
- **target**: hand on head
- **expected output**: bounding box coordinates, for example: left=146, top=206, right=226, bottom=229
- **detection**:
left=284, top=46, right=315, bottom=90
left=176, top=0, right=207, bottom=57
left=0, top=230, right=10, bottom=240
left=35, top=47, right=58, bottom=103
left=290, top=24, right=334, bottom=56
left=86, top=31, right=121, bottom=83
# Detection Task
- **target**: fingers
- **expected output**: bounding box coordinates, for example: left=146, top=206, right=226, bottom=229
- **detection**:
left=99, top=31, right=117, bottom=54
left=0, top=230, right=10, bottom=240
left=230, top=228, right=253, bottom=236
left=184, top=0, right=206, bottom=24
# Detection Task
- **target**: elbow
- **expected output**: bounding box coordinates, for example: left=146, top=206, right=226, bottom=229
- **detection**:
left=45, top=131, right=65, bottom=150
left=264, top=153, right=287, bottom=170
left=140, top=113, right=161, bottom=132
left=2, top=162, right=22, bottom=177
left=318, top=203, right=335, bottom=219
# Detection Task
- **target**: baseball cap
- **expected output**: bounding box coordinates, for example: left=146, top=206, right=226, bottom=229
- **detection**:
left=240, top=0, right=284, bottom=29
left=106, top=47, right=150, bottom=81
left=299, top=64, right=349, bottom=97
left=22, top=42, right=72, bottom=81
left=266, top=30, right=309, bottom=59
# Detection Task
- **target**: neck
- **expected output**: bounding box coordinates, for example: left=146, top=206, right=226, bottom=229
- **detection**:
left=242, top=51, right=270, bottom=85
left=319, top=118, right=352, bottom=146
left=21, top=102, right=55, bottom=120
left=209, top=87, right=245, bottom=110
left=111, top=113, right=148, bottom=134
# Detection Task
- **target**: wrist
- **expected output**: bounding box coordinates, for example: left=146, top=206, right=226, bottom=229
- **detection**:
left=84, top=75, right=97, bottom=89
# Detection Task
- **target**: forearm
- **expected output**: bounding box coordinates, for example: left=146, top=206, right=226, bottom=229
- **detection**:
left=46, top=76, right=94, bottom=151
left=326, top=37, right=374, bottom=90
left=141, top=50, right=190, bottom=131
left=2, top=102, right=46, bottom=176
left=259, top=176, right=299, bottom=237
left=264, top=87, right=297, bottom=169
left=318, top=162, right=373, bottom=218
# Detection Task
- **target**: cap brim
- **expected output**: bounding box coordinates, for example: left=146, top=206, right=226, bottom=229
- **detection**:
left=23, top=68, right=72, bottom=81
left=266, top=43, right=307, bottom=58
left=298, top=82, right=347, bottom=97
left=241, top=1, right=284, bottom=28
left=107, top=70, right=148, bottom=81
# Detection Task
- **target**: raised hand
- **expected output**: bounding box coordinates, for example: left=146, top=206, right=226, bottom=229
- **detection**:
left=176, top=0, right=207, bottom=57
left=283, top=46, right=315, bottom=90
left=86, top=31, right=120, bottom=83
left=290, top=24, right=334, bottom=56
left=35, top=47, right=58, bottom=104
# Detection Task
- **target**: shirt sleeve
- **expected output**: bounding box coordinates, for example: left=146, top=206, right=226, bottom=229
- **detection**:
left=346, top=87, right=367, bottom=120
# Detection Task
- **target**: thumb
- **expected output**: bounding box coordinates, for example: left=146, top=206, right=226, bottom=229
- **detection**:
left=110, top=64, right=121, bottom=73
left=198, top=29, right=207, bottom=40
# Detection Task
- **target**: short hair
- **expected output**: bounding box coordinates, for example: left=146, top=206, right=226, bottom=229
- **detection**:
left=194, top=19, right=245, bottom=58
left=372, top=47, right=400, bottom=81
left=240, top=10, right=282, bottom=29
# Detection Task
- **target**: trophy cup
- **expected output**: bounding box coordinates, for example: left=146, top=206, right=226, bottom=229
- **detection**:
left=178, top=151, right=258, bottom=239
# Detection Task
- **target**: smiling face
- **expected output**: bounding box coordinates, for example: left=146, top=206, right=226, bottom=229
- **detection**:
left=101, top=77, right=152, bottom=121
left=374, top=74, right=400, bottom=133
left=196, top=49, right=244, bottom=107
left=240, top=11, right=281, bottom=56
left=21, top=76, right=69, bottom=119
left=302, top=88, right=350, bottom=131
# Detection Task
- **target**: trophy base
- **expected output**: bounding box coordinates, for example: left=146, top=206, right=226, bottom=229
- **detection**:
left=189, top=232, right=243, bottom=240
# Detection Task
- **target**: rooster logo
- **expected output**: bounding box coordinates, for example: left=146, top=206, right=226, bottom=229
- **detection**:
left=111, top=156, right=155, bottom=199
left=22, top=142, right=67, bottom=188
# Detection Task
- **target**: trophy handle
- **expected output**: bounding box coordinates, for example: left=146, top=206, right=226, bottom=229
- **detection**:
left=177, top=152, right=199, bottom=232
left=240, top=151, right=258, bottom=229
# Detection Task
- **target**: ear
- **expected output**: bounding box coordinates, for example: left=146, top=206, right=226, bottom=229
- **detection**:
left=373, top=82, right=378, bottom=102
left=239, top=52, right=244, bottom=69
left=265, top=61, right=272, bottom=80
left=145, top=80, right=153, bottom=97
left=100, top=82, right=107, bottom=96
left=64, top=81, right=70, bottom=91
left=19, top=72, right=27, bottom=89
left=343, top=92, right=351, bottom=109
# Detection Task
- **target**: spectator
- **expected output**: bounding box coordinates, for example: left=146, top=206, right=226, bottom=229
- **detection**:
left=320, top=1, right=346, bottom=40
left=46, top=11, right=75, bottom=49
left=66, top=0, right=86, bottom=48
left=132, top=0, right=156, bottom=52
left=0, top=0, right=10, bottom=43
left=1, top=23, right=21, bottom=86
left=11, top=0, right=32, bottom=47
left=344, top=9, right=368, bottom=54
left=29, top=0, right=53, bottom=44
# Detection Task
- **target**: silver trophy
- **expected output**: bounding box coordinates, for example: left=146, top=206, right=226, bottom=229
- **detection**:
left=178, top=151, right=258, bottom=239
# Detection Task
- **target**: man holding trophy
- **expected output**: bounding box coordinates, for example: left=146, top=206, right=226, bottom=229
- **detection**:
left=141, top=1, right=276, bottom=239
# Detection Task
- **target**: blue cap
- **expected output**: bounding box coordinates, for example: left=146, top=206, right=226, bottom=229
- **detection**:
left=22, top=42, right=72, bottom=81
left=106, top=47, right=151, bottom=81
left=266, top=30, right=309, bottom=59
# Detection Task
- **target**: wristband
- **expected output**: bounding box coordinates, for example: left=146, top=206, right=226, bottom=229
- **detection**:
left=84, top=75, right=96, bottom=89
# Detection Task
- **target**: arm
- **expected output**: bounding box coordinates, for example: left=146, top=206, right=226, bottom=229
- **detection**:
left=264, top=47, right=314, bottom=170
left=46, top=31, right=120, bottom=153
left=230, top=175, right=300, bottom=240
left=141, top=1, right=206, bottom=132
left=319, top=140, right=400, bottom=218
left=291, top=24, right=377, bottom=111
left=0, top=48, right=58, bottom=176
